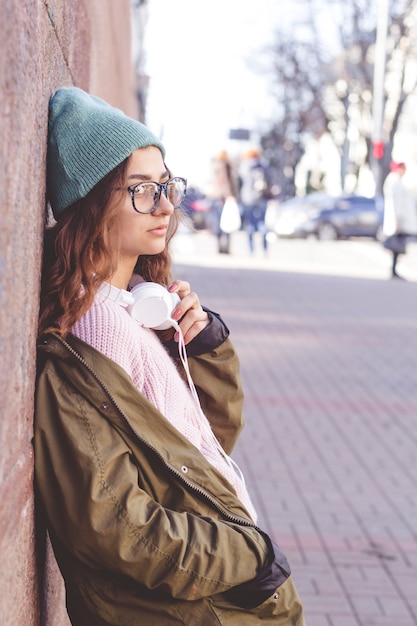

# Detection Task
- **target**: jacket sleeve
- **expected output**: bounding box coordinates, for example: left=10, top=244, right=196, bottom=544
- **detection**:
left=163, top=306, right=230, bottom=359
left=34, top=359, right=270, bottom=602
left=186, top=337, right=245, bottom=454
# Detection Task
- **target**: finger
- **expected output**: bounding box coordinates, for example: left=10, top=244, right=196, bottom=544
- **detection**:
left=171, top=291, right=200, bottom=321
left=177, top=310, right=209, bottom=344
left=168, top=280, right=190, bottom=298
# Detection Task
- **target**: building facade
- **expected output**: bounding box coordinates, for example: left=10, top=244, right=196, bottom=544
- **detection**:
left=0, top=1, right=145, bottom=623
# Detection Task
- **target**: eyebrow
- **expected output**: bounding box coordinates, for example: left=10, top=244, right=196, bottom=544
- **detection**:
left=127, top=169, right=170, bottom=182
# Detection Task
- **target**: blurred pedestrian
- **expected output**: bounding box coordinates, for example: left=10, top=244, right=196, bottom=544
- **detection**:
left=209, top=150, right=241, bottom=253
left=35, top=87, right=305, bottom=625
left=383, top=161, right=417, bottom=279
left=239, top=149, right=270, bottom=255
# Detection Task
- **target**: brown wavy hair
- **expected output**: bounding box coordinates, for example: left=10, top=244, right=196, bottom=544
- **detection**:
left=39, top=157, right=181, bottom=338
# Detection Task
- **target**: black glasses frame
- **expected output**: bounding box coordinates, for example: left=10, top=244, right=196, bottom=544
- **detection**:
left=127, top=176, right=187, bottom=214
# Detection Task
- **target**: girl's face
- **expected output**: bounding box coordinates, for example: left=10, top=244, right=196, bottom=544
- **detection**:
left=114, top=146, right=174, bottom=268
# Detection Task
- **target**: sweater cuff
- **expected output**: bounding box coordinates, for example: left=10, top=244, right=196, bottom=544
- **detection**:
left=165, top=307, right=230, bottom=359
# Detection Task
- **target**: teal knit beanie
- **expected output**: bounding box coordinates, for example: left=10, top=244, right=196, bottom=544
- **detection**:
left=47, top=87, right=166, bottom=218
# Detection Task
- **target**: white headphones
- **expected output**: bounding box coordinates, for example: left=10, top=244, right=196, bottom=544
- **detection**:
left=98, top=281, right=180, bottom=331
left=127, top=282, right=180, bottom=331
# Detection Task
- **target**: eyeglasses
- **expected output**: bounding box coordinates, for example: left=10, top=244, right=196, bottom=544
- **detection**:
left=127, top=177, right=187, bottom=214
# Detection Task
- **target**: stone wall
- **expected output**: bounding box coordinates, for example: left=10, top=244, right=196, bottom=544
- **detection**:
left=0, top=1, right=140, bottom=623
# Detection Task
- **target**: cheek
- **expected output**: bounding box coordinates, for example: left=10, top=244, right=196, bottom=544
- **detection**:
left=119, top=216, right=155, bottom=255
left=120, top=217, right=144, bottom=242
left=118, top=207, right=141, bottom=232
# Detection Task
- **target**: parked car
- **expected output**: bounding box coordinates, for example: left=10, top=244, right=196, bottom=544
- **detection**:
left=272, top=193, right=383, bottom=240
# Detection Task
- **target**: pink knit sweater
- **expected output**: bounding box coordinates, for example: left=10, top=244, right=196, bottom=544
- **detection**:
left=72, top=287, right=257, bottom=521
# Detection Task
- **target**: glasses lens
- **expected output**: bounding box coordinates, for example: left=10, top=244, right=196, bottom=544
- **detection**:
left=132, top=182, right=159, bottom=213
left=130, top=178, right=187, bottom=212
left=167, top=178, right=186, bottom=208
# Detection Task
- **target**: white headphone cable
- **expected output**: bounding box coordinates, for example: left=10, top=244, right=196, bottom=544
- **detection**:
left=171, top=319, right=247, bottom=484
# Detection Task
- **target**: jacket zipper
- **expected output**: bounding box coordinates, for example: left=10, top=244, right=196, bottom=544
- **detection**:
left=46, top=334, right=259, bottom=530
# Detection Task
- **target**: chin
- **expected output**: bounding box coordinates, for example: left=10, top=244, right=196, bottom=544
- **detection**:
left=141, top=245, right=166, bottom=256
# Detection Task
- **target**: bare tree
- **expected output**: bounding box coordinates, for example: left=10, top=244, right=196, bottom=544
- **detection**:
left=258, top=0, right=417, bottom=197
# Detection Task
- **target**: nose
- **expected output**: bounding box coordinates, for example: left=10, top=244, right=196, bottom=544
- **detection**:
left=153, top=189, right=174, bottom=216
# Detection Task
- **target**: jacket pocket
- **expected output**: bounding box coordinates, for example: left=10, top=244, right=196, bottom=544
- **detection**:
left=210, top=576, right=305, bottom=624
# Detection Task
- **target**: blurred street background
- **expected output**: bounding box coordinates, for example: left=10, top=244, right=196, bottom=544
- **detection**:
left=144, top=0, right=417, bottom=278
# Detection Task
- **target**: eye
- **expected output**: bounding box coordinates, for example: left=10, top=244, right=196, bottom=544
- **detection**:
left=134, top=183, right=158, bottom=197
left=166, top=178, right=186, bottom=204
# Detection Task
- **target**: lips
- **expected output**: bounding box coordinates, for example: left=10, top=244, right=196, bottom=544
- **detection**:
left=149, top=224, right=168, bottom=235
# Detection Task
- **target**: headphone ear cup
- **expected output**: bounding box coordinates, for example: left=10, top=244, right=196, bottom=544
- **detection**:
left=127, top=283, right=180, bottom=330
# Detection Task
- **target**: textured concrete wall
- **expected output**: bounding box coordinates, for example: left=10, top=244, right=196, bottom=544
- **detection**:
left=0, top=1, right=139, bottom=623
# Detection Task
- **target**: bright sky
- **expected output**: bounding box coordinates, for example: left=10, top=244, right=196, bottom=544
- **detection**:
left=144, top=0, right=290, bottom=189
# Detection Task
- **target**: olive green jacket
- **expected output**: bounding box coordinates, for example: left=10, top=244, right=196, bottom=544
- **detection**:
left=34, top=333, right=289, bottom=625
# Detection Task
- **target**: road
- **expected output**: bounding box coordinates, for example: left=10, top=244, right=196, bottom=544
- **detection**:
left=172, top=230, right=417, bottom=626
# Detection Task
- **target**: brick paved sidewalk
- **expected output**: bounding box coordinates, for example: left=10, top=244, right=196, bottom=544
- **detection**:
left=174, top=260, right=417, bottom=626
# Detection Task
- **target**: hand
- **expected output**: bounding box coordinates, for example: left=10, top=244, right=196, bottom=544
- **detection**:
left=168, top=280, right=209, bottom=344
left=221, top=538, right=291, bottom=609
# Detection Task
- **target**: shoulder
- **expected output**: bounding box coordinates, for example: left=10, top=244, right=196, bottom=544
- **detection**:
left=72, top=298, right=135, bottom=349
